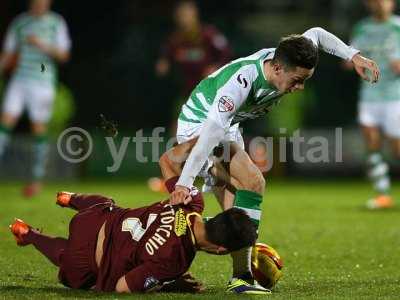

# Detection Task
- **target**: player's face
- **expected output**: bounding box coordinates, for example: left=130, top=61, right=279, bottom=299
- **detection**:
left=273, top=65, right=314, bottom=94
left=175, top=2, right=199, bottom=30
left=30, top=0, right=51, bottom=15
left=366, top=0, right=395, bottom=19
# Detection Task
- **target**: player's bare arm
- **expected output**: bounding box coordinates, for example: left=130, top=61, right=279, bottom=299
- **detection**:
left=389, top=59, right=400, bottom=74
left=27, top=35, right=70, bottom=63
left=0, top=52, right=16, bottom=74
left=0, top=20, right=17, bottom=75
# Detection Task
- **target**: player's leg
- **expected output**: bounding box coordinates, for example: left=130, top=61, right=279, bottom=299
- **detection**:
left=10, top=219, right=67, bottom=267
left=223, top=125, right=265, bottom=222
left=57, top=192, right=115, bottom=211
left=384, top=100, right=400, bottom=161
left=0, top=80, right=25, bottom=158
left=358, top=101, right=392, bottom=208
left=24, top=84, right=55, bottom=197
left=211, top=184, right=235, bottom=210
left=226, top=142, right=265, bottom=282
left=208, top=127, right=266, bottom=288
left=362, top=125, right=393, bottom=208
left=175, top=122, right=265, bottom=283
left=383, top=100, right=400, bottom=204
left=0, top=113, right=18, bottom=157
left=390, top=138, right=400, bottom=160
left=390, top=137, right=400, bottom=182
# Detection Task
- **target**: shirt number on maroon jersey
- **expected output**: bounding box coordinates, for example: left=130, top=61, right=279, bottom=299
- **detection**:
left=122, top=214, right=157, bottom=241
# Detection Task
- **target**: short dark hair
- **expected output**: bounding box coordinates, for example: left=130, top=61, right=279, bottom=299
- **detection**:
left=272, top=35, right=319, bottom=70
left=205, top=208, right=257, bottom=252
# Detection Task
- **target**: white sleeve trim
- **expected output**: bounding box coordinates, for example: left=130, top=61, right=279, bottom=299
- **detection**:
left=303, top=27, right=360, bottom=61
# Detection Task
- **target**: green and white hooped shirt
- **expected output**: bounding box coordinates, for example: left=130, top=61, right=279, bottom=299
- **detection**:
left=351, top=16, right=400, bottom=102
left=179, top=48, right=282, bottom=127
left=3, top=12, right=71, bottom=87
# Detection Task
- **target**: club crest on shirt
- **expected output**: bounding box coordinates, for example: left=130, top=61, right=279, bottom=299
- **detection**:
left=174, top=208, right=187, bottom=237
left=218, top=96, right=234, bottom=112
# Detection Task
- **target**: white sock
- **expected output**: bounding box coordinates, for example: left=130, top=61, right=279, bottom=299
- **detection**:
left=366, top=152, right=391, bottom=195
left=32, top=140, right=49, bottom=180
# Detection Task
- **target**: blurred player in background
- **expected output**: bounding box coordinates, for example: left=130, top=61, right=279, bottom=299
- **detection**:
left=347, top=0, right=400, bottom=209
left=0, top=0, right=71, bottom=197
left=155, top=0, right=232, bottom=125
left=150, top=0, right=232, bottom=193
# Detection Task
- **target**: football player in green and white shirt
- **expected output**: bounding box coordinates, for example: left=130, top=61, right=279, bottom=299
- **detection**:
left=348, top=0, right=400, bottom=209
left=0, top=0, right=71, bottom=197
left=169, top=27, right=379, bottom=294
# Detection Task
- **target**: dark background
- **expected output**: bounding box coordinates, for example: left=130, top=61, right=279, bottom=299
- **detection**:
left=0, top=0, right=378, bottom=133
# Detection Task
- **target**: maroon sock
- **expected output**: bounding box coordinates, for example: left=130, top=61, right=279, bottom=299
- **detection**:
left=25, top=230, right=67, bottom=267
left=70, top=194, right=114, bottom=211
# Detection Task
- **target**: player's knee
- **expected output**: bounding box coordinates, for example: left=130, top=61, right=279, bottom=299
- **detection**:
left=243, top=168, right=265, bottom=195
left=253, top=172, right=266, bottom=195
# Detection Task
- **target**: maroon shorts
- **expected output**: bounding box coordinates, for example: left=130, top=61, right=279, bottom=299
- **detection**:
left=58, top=203, right=113, bottom=289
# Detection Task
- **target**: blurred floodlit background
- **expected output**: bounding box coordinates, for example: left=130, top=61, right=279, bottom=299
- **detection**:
left=0, top=0, right=398, bottom=179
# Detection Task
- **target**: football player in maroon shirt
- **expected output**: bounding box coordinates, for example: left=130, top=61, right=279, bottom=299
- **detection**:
left=9, top=148, right=257, bottom=293
left=156, top=0, right=232, bottom=96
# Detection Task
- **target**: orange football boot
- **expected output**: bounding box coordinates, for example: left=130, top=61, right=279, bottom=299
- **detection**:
left=9, top=219, right=31, bottom=246
left=56, top=191, right=75, bottom=207
left=366, top=195, right=394, bottom=209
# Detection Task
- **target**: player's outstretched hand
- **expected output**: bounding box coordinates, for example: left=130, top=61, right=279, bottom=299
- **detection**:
left=170, top=185, right=192, bottom=205
left=351, top=54, right=380, bottom=83
left=160, top=273, right=205, bottom=293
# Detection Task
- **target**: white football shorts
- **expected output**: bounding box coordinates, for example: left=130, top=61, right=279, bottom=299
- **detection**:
left=358, top=101, right=400, bottom=138
left=176, top=119, right=244, bottom=148
left=2, top=79, right=55, bottom=123
left=176, top=119, right=245, bottom=178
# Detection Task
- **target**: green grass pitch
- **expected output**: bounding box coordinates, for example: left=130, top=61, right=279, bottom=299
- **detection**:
left=0, top=179, right=399, bottom=299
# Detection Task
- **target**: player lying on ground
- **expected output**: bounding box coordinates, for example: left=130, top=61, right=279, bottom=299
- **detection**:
left=9, top=161, right=257, bottom=293
left=169, top=27, right=381, bottom=292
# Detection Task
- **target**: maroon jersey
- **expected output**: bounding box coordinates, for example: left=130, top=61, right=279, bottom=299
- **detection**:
left=95, top=177, right=204, bottom=292
left=163, top=24, right=232, bottom=95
